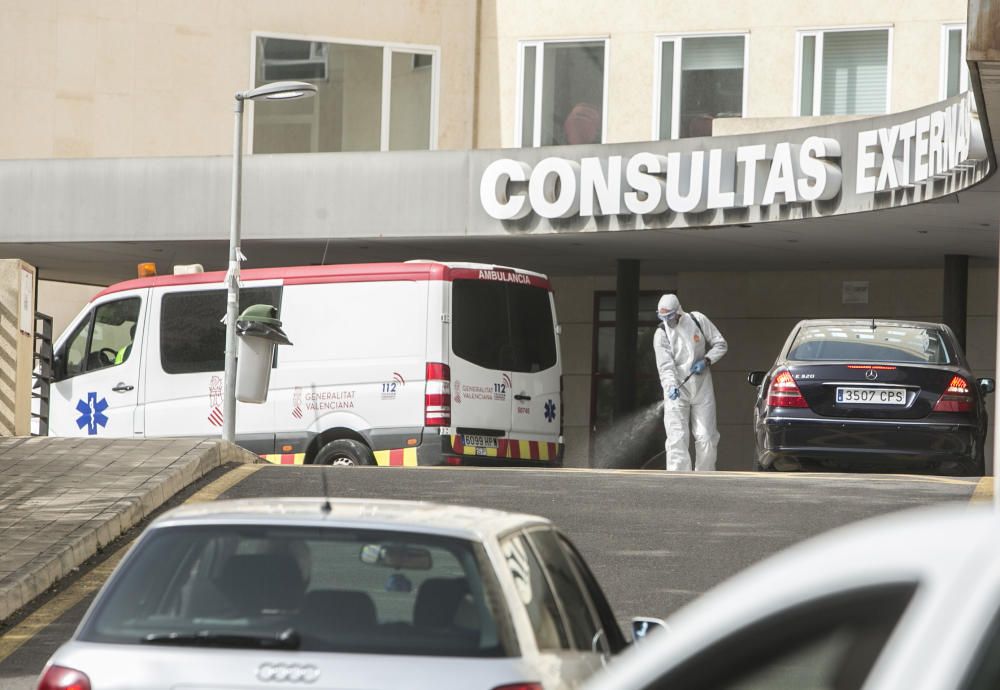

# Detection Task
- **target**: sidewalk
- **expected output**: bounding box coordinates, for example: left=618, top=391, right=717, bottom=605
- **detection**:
left=0, top=437, right=258, bottom=623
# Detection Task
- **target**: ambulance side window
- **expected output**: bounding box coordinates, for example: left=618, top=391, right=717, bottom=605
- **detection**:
left=55, top=298, right=141, bottom=380
left=160, top=287, right=281, bottom=375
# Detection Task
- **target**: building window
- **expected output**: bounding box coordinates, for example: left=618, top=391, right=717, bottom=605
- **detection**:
left=656, top=34, right=747, bottom=140
left=942, top=24, right=969, bottom=99
left=590, top=292, right=668, bottom=467
left=252, top=35, right=438, bottom=153
left=518, top=39, right=607, bottom=147
left=796, top=28, right=891, bottom=116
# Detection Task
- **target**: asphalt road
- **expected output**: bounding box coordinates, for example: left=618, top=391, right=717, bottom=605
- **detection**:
left=0, top=466, right=982, bottom=688
left=223, top=467, right=979, bottom=622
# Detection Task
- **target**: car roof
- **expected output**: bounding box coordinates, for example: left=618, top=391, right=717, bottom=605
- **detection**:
left=151, top=497, right=551, bottom=542
left=793, top=318, right=946, bottom=330
left=587, top=504, right=999, bottom=689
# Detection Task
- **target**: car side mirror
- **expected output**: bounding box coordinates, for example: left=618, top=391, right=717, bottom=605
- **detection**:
left=630, top=616, right=669, bottom=643
left=747, top=371, right=766, bottom=387
left=978, top=378, right=995, bottom=396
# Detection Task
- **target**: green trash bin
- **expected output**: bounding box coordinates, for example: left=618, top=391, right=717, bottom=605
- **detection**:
left=235, top=304, right=292, bottom=404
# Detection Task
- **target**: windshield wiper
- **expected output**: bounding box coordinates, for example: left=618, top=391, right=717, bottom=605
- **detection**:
left=142, top=627, right=300, bottom=650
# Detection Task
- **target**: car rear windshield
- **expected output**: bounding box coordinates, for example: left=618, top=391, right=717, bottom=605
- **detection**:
left=452, top=279, right=557, bottom=373
left=788, top=325, right=952, bottom=364
left=78, top=523, right=515, bottom=658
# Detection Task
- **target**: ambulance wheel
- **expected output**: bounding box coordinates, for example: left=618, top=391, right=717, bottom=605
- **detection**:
left=315, top=439, right=375, bottom=467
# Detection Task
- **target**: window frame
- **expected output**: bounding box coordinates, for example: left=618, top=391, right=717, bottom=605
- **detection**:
left=652, top=32, right=750, bottom=140
left=249, top=31, right=441, bottom=153
left=940, top=22, right=970, bottom=100
left=793, top=25, right=894, bottom=117
left=516, top=36, right=610, bottom=148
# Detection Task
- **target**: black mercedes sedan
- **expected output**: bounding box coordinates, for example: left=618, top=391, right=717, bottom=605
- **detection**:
left=748, top=319, right=994, bottom=475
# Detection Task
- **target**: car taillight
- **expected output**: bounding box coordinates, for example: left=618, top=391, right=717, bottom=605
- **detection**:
left=491, top=685, right=543, bottom=690
left=425, top=362, right=451, bottom=426
left=767, top=371, right=808, bottom=408
left=933, top=375, right=974, bottom=413
left=37, top=666, right=91, bottom=690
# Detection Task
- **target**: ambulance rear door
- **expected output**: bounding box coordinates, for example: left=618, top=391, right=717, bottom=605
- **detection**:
left=448, top=268, right=561, bottom=458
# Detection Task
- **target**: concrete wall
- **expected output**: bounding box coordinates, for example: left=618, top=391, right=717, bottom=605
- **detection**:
left=555, top=266, right=997, bottom=473
left=0, top=260, right=35, bottom=436
left=478, top=0, right=967, bottom=148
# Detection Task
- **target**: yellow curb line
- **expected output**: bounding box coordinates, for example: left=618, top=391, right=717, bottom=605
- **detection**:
left=971, top=476, right=994, bottom=503
left=0, top=464, right=264, bottom=664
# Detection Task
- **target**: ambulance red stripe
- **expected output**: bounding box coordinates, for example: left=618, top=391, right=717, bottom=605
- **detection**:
left=93, top=262, right=551, bottom=300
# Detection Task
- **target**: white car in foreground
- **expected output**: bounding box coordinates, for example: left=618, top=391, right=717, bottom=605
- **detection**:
left=585, top=503, right=1000, bottom=690
left=38, top=498, right=641, bottom=690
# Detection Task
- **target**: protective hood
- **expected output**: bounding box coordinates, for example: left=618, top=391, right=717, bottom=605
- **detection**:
left=657, top=294, right=683, bottom=316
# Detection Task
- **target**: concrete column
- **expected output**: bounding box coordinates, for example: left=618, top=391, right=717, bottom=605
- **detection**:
left=943, top=254, right=969, bottom=352
left=613, top=259, right=640, bottom=417
left=0, top=259, right=36, bottom=436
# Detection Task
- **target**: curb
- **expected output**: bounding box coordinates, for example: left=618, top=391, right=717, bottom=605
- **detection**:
left=0, top=439, right=259, bottom=624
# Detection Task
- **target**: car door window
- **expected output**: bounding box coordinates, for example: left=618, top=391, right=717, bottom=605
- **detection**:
left=61, top=314, right=92, bottom=379
left=526, top=528, right=605, bottom=653
left=500, top=533, right=570, bottom=651
left=57, top=298, right=140, bottom=380
left=89, top=299, right=141, bottom=370
left=646, top=583, right=916, bottom=690
left=557, top=534, right=627, bottom=654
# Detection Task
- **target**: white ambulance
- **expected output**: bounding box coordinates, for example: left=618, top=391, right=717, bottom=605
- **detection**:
left=48, top=261, right=563, bottom=467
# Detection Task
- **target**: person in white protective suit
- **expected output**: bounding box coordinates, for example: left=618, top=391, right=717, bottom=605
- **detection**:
left=653, top=294, right=728, bottom=471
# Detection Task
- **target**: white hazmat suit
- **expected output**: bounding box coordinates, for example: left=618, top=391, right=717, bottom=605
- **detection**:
left=653, top=294, right=728, bottom=471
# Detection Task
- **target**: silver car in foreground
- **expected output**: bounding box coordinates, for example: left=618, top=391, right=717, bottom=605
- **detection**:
left=38, top=497, right=635, bottom=690
left=584, top=503, right=1000, bottom=690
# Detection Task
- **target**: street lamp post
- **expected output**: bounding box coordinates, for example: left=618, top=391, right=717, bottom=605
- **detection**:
left=223, top=80, right=317, bottom=444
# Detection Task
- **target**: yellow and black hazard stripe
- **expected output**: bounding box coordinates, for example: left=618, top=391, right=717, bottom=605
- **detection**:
left=449, top=436, right=560, bottom=461
left=373, top=448, right=418, bottom=467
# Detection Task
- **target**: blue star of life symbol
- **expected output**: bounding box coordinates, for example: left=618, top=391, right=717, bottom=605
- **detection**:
left=76, top=392, right=109, bottom=435
left=544, top=399, right=557, bottom=423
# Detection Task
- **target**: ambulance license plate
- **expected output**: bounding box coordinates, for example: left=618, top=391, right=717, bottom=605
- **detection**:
left=836, top=387, right=906, bottom=405
left=463, top=435, right=498, bottom=449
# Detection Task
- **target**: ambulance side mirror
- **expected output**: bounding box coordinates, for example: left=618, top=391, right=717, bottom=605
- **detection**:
left=52, top=352, right=66, bottom=382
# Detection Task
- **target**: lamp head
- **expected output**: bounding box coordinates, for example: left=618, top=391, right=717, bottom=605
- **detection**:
left=239, top=80, right=317, bottom=102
